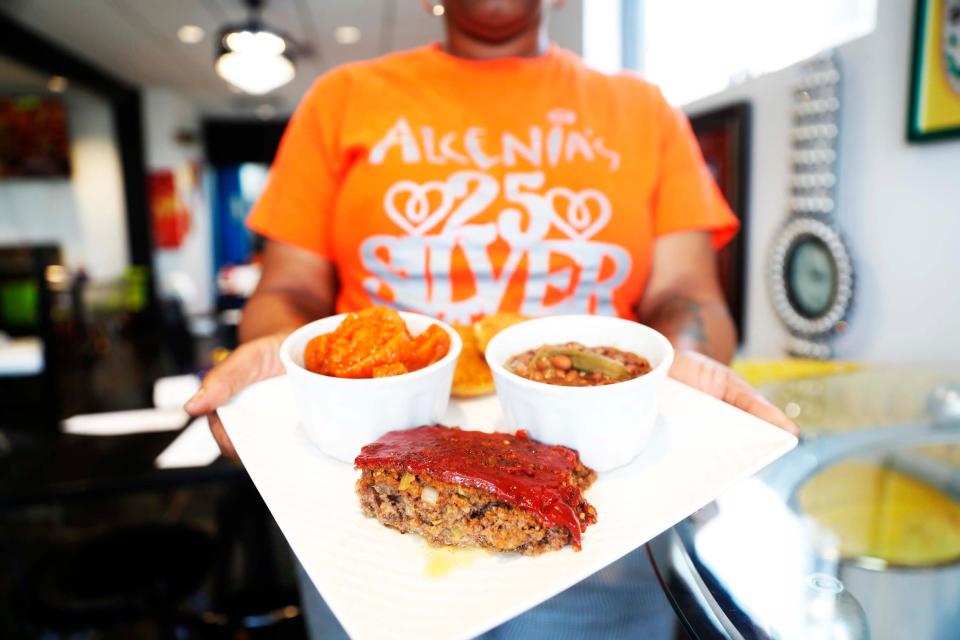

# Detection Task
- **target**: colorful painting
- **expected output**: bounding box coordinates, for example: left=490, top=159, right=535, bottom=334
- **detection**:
left=149, top=169, right=191, bottom=249
left=0, top=96, right=71, bottom=177
left=908, top=0, right=960, bottom=141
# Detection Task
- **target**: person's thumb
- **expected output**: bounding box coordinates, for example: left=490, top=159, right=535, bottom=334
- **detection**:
left=184, top=335, right=285, bottom=416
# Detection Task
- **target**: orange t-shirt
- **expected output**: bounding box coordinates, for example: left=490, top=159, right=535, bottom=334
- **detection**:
left=248, top=44, right=737, bottom=323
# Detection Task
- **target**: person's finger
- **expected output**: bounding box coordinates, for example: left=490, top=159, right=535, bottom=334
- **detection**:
left=669, top=350, right=799, bottom=436
left=207, top=411, right=238, bottom=459
left=184, top=349, right=257, bottom=415
left=669, top=350, right=726, bottom=397
left=184, top=335, right=285, bottom=416
left=721, top=372, right=800, bottom=436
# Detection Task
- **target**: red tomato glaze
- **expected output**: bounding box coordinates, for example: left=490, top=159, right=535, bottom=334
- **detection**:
left=355, top=425, right=596, bottom=546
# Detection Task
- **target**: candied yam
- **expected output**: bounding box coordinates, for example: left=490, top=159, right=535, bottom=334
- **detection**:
left=341, top=331, right=412, bottom=378
left=357, top=306, right=408, bottom=336
left=372, top=362, right=408, bottom=377
left=301, top=306, right=449, bottom=379
left=380, top=330, right=414, bottom=361
left=407, top=324, right=451, bottom=371
left=304, top=334, right=330, bottom=374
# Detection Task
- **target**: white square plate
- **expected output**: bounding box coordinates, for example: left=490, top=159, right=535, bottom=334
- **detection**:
left=219, top=376, right=796, bottom=640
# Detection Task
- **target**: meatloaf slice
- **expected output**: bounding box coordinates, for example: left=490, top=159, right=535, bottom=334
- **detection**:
left=355, top=425, right=597, bottom=555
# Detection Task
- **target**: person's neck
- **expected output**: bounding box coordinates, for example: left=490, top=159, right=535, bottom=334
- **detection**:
left=443, top=25, right=549, bottom=61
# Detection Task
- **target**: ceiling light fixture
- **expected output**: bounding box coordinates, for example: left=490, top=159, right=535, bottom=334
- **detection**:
left=177, top=24, right=206, bottom=44
left=256, top=103, right=277, bottom=120
left=432, top=3, right=445, bottom=17
left=215, top=0, right=295, bottom=95
left=334, top=25, right=361, bottom=45
left=47, top=75, right=68, bottom=93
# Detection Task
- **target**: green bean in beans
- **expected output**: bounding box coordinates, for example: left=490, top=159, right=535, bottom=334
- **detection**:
left=506, top=342, right=651, bottom=386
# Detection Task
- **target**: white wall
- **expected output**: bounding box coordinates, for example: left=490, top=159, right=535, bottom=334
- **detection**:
left=0, top=84, right=215, bottom=317
left=0, top=89, right=128, bottom=279
left=0, top=177, right=84, bottom=266
left=582, top=0, right=621, bottom=72
left=70, top=90, right=129, bottom=279
left=685, top=0, right=960, bottom=363
left=144, top=86, right=214, bottom=316
left=552, top=0, right=584, bottom=55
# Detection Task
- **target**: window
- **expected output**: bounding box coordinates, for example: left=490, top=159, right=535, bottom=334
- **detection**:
left=584, top=0, right=877, bottom=106
left=582, top=1, right=622, bottom=75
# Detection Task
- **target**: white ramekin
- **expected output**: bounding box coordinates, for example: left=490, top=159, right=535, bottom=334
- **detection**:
left=280, top=312, right=462, bottom=463
left=484, top=315, right=674, bottom=471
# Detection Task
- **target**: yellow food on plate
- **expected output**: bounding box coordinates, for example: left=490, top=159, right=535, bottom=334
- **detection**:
left=473, top=312, right=528, bottom=352
left=451, top=312, right=529, bottom=397
left=451, top=324, right=494, bottom=397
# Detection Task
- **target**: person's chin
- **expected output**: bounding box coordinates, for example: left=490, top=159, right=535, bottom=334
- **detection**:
left=461, top=0, right=533, bottom=18
left=452, top=0, right=541, bottom=37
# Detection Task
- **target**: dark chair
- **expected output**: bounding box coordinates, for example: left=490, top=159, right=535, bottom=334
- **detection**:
left=193, top=482, right=306, bottom=638
left=0, top=244, right=63, bottom=437
left=18, top=524, right=216, bottom=638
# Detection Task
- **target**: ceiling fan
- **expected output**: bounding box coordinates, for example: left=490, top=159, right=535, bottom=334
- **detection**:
left=215, top=0, right=300, bottom=95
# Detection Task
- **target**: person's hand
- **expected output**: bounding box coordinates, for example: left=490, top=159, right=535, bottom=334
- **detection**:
left=184, top=332, right=289, bottom=459
left=669, top=350, right=799, bottom=436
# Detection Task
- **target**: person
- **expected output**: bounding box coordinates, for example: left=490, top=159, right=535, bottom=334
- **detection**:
left=186, top=0, right=798, bottom=637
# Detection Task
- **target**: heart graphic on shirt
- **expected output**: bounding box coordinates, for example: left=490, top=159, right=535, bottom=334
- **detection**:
left=384, top=180, right=454, bottom=236
left=545, top=187, right=612, bottom=241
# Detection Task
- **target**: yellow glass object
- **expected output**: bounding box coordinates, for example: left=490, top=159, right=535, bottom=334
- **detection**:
left=733, top=358, right=862, bottom=387
left=799, top=460, right=960, bottom=566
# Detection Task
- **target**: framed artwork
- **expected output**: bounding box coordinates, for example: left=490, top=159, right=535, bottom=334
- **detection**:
left=689, top=102, right=751, bottom=344
left=0, top=96, right=70, bottom=178
left=908, top=0, right=960, bottom=141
